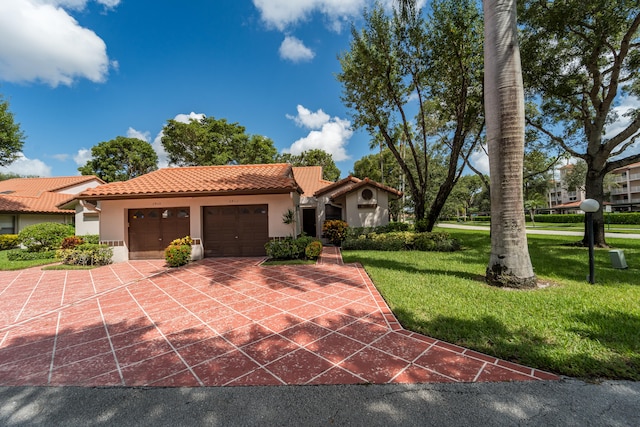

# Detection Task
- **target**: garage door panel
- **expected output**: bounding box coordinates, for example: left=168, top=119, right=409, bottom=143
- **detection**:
left=128, top=208, right=190, bottom=260
left=204, top=204, right=268, bottom=257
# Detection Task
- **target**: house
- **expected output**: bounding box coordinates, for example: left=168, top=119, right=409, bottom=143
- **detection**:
left=66, top=164, right=402, bottom=262
left=608, top=162, right=640, bottom=212
left=0, top=176, right=105, bottom=235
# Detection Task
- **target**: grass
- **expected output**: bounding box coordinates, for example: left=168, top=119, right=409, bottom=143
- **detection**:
left=342, top=228, right=640, bottom=380
left=41, top=264, right=97, bottom=270
left=0, top=250, right=59, bottom=270
left=446, top=220, right=640, bottom=234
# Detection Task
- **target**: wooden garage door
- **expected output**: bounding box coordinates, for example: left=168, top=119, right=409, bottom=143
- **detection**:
left=203, top=205, right=268, bottom=257
left=128, top=208, right=190, bottom=259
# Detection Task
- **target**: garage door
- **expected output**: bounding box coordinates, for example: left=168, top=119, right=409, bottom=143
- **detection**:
left=128, top=208, right=190, bottom=260
left=203, top=205, right=268, bottom=257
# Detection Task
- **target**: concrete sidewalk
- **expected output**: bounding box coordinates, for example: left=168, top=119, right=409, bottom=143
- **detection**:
left=438, top=222, right=640, bottom=239
left=1, top=379, right=639, bottom=426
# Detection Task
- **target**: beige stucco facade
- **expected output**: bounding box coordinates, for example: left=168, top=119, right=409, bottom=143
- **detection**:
left=97, top=193, right=299, bottom=262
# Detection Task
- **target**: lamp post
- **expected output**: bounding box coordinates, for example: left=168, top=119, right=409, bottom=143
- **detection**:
left=580, top=199, right=600, bottom=284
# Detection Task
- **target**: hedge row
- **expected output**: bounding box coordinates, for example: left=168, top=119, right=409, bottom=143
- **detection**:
left=58, top=244, right=113, bottom=266
left=342, top=231, right=461, bottom=252
left=0, top=234, right=19, bottom=250
left=471, top=212, right=640, bottom=225
left=265, top=236, right=322, bottom=260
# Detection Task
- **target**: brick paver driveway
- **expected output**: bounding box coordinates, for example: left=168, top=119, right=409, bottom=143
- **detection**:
left=0, top=255, right=557, bottom=386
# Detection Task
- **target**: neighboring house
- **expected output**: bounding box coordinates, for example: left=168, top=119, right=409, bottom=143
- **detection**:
left=66, top=164, right=402, bottom=262
left=608, top=162, right=640, bottom=212
left=0, top=176, right=104, bottom=235
left=301, top=171, right=402, bottom=237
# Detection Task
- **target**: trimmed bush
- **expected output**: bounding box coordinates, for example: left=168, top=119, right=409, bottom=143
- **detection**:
left=164, top=235, right=193, bottom=267
left=414, top=219, right=429, bottom=233
left=58, top=244, right=113, bottom=266
left=305, top=240, right=323, bottom=260
left=265, top=236, right=322, bottom=260
left=60, top=236, right=84, bottom=250
left=0, top=234, right=19, bottom=250
left=82, top=234, right=100, bottom=244
left=322, top=220, right=349, bottom=246
left=7, top=249, right=57, bottom=261
left=342, top=231, right=461, bottom=252
left=18, top=223, right=75, bottom=252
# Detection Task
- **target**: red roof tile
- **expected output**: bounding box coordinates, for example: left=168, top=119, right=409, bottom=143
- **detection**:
left=292, top=166, right=334, bottom=197
left=78, top=164, right=301, bottom=199
left=0, top=176, right=103, bottom=214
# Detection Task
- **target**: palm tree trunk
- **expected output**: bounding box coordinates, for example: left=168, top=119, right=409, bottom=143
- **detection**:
left=483, top=0, right=536, bottom=288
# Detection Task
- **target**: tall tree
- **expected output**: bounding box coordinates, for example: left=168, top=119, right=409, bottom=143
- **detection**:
left=520, top=0, right=640, bottom=246
left=338, top=0, right=484, bottom=229
left=0, top=96, right=25, bottom=167
left=161, top=116, right=278, bottom=166
left=278, top=149, right=341, bottom=181
left=78, top=136, right=158, bottom=182
left=483, top=0, right=536, bottom=288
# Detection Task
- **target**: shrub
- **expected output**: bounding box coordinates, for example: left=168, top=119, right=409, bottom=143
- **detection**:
left=265, top=236, right=321, bottom=260
left=342, top=231, right=461, bottom=252
left=18, top=223, right=75, bottom=252
left=322, top=220, right=349, bottom=246
left=414, top=219, right=429, bottom=233
left=305, top=240, right=323, bottom=260
left=6, top=249, right=57, bottom=261
left=164, top=235, right=193, bottom=267
left=58, top=244, right=113, bottom=266
left=61, top=236, right=84, bottom=250
left=82, top=234, right=100, bottom=244
left=0, top=234, right=19, bottom=250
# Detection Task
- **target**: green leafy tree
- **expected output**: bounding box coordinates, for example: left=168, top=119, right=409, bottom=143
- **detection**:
left=79, top=136, right=158, bottom=182
left=520, top=0, right=640, bottom=246
left=161, top=116, right=278, bottom=166
left=278, top=149, right=341, bottom=181
left=0, top=96, right=25, bottom=167
left=338, top=0, right=484, bottom=230
left=483, top=0, right=536, bottom=288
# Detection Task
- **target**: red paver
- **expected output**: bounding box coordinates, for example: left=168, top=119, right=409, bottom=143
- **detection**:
left=0, top=252, right=559, bottom=387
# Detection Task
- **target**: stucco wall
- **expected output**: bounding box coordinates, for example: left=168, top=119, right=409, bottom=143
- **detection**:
left=17, top=214, right=73, bottom=233
left=98, top=193, right=297, bottom=261
left=344, top=186, right=390, bottom=228
left=58, top=179, right=104, bottom=195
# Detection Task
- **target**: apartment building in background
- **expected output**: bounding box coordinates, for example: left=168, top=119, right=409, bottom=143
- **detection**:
left=608, top=161, right=640, bottom=212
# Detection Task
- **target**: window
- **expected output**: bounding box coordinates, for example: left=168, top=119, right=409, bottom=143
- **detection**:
left=0, top=215, right=15, bottom=234
left=362, top=188, right=373, bottom=201
left=325, top=204, right=342, bottom=221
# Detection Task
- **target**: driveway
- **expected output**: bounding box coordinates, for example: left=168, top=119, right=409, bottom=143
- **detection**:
left=0, top=255, right=557, bottom=387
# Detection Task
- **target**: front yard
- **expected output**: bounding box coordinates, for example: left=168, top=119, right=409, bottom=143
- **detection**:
left=343, top=228, right=640, bottom=380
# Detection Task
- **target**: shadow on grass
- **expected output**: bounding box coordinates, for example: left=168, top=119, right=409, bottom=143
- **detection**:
left=392, top=309, right=640, bottom=381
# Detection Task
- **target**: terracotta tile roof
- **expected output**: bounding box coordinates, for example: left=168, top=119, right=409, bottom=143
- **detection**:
left=292, top=166, right=334, bottom=197
left=314, top=175, right=362, bottom=197
left=0, top=176, right=103, bottom=214
left=77, top=164, right=302, bottom=199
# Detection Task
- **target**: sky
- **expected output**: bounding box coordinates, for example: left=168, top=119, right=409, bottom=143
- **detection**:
left=0, top=0, right=438, bottom=179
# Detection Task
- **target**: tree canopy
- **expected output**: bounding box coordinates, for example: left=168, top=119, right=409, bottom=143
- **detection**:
left=161, top=116, right=278, bottom=166
left=520, top=0, right=640, bottom=246
left=0, top=96, right=25, bottom=167
left=338, top=0, right=484, bottom=229
left=78, top=136, right=158, bottom=182
left=278, top=149, right=341, bottom=181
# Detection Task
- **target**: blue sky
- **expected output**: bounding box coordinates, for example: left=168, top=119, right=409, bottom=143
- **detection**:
left=0, top=0, right=420, bottom=178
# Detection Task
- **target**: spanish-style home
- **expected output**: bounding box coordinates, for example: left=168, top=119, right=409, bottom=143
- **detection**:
left=64, top=163, right=401, bottom=262
left=0, top=176, right=104, bottom=235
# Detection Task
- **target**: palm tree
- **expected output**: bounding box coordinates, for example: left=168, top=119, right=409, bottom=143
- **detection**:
left=483, top=0, right=536, bottom=288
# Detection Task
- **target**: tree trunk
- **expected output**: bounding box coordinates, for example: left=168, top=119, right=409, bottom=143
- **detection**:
left=483, top=0, right=536, bottom=289
left=582, top=168, right=608, bottom=247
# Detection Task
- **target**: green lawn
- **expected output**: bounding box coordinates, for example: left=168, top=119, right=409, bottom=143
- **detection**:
left=342, top=228, right=640, bottom=380
left=0, top=250, right=59, bottom=270
left=448, top=220, right=640, bottom=234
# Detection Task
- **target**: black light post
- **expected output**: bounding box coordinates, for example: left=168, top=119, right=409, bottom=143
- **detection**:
left=580, top=199, right=600, bottom=284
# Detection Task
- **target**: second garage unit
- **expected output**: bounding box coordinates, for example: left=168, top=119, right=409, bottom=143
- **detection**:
left=203, top=204, right=269, bottom=257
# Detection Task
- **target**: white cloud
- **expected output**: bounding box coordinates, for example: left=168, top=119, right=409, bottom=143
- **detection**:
left=279, top=36, right=315, bottom=62
left=286, top=105, right=330, bottom=129
left=52, top=153, right=70, bottom=161
left=126, top=127, right=151, bottom=142
left=0, top=0, right=117, bottom=86
left=604, top=95, right=640, bottom=141
left=469, top=146, right=490, bottom=175
left=0, top=154, right=52, bottom=177
left=174, top=112, right=206, bottom=124
left=285, top=105, right=352, bottom=161
left=73, top=148, right=92, bottom=166
left=253, top=0, right=366, bottom=32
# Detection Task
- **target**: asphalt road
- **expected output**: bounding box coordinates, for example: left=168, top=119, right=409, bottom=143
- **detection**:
left=1, top=379, right=639, bottom=426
